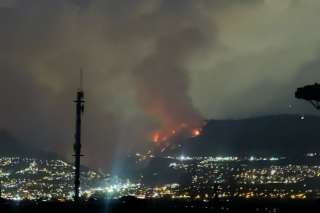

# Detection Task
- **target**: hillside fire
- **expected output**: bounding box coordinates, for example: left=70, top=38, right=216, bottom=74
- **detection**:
left=192, top=128, right=201, bottom=137
left=151, top=125, right=202, bottom=144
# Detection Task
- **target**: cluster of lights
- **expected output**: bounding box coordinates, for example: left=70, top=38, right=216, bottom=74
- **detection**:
left=235, top=165, right=320, bottom=185
left=0, top=157, right=101, bottom=201
left=2, top=154, right=320, bottom=202
left=130, top=154, right=320, bottom=200
left=248, top=156, right=282, bottom=162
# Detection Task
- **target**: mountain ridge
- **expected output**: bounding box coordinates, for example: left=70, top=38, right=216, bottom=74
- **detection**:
left=163, top=114, right=320, bottom=157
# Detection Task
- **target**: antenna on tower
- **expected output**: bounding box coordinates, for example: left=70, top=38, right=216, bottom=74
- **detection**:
left=73, top=69, right=85, bottom=203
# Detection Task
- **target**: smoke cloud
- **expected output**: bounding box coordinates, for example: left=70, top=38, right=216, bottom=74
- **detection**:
left=1, top=0, right=320, bottom=169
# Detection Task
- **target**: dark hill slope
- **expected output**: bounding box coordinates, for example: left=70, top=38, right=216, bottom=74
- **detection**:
left=167, top=114, right=320, bottom=156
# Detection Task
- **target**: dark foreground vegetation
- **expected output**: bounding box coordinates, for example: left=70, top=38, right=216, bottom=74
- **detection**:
left=1, top=197, right=320, bottom=213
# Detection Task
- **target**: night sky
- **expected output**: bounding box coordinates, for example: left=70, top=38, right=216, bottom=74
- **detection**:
left=0, top=0, right=319, bottom=169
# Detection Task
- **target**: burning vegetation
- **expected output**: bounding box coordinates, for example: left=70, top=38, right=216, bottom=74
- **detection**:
left=151, top=124, right=203, bottom=144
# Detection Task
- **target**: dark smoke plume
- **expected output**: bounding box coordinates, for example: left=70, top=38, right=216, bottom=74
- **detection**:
left=4, top=0, right=314, bottom=170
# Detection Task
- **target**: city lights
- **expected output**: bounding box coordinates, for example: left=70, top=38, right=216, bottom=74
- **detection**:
left=1, top=154, right=320, bottom=201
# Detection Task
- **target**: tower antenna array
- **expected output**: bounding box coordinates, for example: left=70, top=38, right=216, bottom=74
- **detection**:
left=73, top=69, right=85, bottom=202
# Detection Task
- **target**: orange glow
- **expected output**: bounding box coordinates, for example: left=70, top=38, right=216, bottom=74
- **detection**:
left=153, top=132, right=160, bottom=143
left=192, top=128, right=201, bottom=137
left=151, top=124, right=202, bottom=144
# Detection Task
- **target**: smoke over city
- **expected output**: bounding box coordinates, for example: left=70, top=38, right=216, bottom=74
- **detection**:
left=1, top=0, right=320, bottom=169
